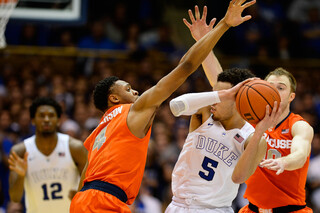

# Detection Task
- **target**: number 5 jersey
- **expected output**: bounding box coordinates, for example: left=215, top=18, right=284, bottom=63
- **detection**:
left=171, top=116, right=254, bottom=208
left=24, top=133, right=80, bottom=213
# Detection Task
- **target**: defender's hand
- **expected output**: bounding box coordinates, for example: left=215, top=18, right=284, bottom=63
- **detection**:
left=224, top=0, right=256, bottom=27
left=183, top=5, right=216, bottom=41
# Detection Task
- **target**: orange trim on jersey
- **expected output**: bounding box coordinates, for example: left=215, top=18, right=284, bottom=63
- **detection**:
left=82, top=104, right=151, bottom=205
left=244, top=112, right=309, bottom=208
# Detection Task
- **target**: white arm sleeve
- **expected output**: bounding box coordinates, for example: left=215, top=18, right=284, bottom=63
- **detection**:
left=169, top=91, right=220, bottom=117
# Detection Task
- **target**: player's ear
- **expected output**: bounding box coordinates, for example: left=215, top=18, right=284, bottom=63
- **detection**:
left=289, top=92, right=295, bottom=102
left=109, top=94, right=120, bottom=104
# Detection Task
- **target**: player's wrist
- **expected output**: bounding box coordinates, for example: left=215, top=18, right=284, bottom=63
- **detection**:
left=220, top=18, right=232, bottom=28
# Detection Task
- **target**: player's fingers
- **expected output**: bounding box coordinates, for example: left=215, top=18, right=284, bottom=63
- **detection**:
left=24, top=152, right=29, bottom=162
left=201, top=6, right=207, bottom=20
left=276, top=169, right=284, bottom=175
left=195, top=5, right=200, bottom=20
left=9, top=165, right=16, bottom=171
left=259, top=159, right=273, bottom=166
left=188, top=9, right=196, bottom=23
left=239, top=0, right=247, bottom=5
left=183, top=18, right=192, bottom=28
left=242, top=0, right=256, bottom=8
left=209, top=18, right=217, bottom=29
left=242, top=15, right=252, bottom=23
left=11, top=151, right=19, bottom=160
left=8, top=158, right=15, bottom=166
left=265, top=105, right=270, bottom=117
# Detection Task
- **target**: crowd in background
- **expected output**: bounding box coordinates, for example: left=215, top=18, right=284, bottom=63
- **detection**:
left=1, top=0, right=320, bottom=212
left=4, top=0, right=320, bottom=58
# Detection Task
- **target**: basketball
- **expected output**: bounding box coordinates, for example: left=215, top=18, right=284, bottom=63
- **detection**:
left=236, top=79, right=281, bottom=124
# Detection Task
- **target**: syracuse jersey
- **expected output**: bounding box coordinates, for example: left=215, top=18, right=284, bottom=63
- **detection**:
left=24, top=133, right=79, bottom=213
left=170, top=116, right=254, bottom=208
left=244, top=112, right=308, bottom=208
left=83, top=104, right=151, bottom=205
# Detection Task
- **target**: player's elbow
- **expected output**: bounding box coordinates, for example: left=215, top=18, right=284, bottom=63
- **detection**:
left=169, top=100, right=183, bottom=117
left=231, top=172, right=245, bottom=184
left=179, top=59, right=196, bottom=74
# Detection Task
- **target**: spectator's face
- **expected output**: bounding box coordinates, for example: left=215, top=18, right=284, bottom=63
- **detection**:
left=211, top=82, right=237, bottom=121
left=33, top=105, right=59, bottom=135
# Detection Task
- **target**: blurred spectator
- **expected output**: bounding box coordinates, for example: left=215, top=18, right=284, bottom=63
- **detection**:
left=78, top=20, right=118, bottom=50
left=307, top=134, right=320, bottom=212
left=288, top=0, right=320, bottom=23
left=300, top=7, right=320, bottom=57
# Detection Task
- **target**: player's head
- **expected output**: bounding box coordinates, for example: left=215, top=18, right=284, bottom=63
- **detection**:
left=93, top=76, right=139, bottom=112
left=29, top=97, right=62, bottom=135
left=265, top=67, right=296, bottom=106
left=211, top=68, right=255, bottom=121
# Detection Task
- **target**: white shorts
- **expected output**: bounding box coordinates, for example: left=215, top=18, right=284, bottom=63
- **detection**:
left=165, top=201, right=234, bottom=213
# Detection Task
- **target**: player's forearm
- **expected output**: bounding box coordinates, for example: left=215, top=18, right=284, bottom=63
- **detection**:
left=9, top=174, right=25, bottom=202
left=202, top=51, right=223, bottom=87
left=170, top=91, right=220, bottom=116
left=280, top=150, right=308, bottom=171
left=179, top=20, right=229, bottom=75
left=232, top=132, right=265, bottom=183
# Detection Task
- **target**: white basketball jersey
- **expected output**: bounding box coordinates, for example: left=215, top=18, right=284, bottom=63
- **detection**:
left=24, top=133, right=80, bottom=213
left=171, top=116, right=254, bottom=208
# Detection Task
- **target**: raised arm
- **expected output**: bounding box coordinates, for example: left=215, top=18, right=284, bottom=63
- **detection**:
left=133, top=0, right=255, bottom=111
left=184, top=5, right=223, bottom=87
left=259, top=120, right=313, bottom=175
left=8, top=144, right=27, bottom=202
left=232, top=102, right=282, bottom=183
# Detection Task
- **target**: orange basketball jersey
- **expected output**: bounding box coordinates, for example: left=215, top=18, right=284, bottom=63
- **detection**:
left=83, top=104, right=151, bottom=205
left=244, top=112, right=309, bottom=208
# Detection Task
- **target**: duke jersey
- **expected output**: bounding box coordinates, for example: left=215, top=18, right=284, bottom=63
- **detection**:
left=24, top=133, right=80, bottom=213
left=171, top=116, right=254, bottom=208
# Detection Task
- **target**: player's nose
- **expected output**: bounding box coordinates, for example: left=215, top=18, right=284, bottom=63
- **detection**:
left=132, top=89, right=139, bottom=96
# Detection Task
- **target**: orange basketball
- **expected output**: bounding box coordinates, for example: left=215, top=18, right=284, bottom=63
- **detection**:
left=236, top=79, right=281, bottom=124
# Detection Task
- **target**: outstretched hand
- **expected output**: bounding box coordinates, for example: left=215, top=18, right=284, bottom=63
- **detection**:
left=183, top=5, right=216, bottom=41
left=8, top=151, right=28, bottom=177
left=260, top=158, right=286, bottom=175
left=221, top=77, right=258, bottom=102
left=224, top=0, right=256, bottom=27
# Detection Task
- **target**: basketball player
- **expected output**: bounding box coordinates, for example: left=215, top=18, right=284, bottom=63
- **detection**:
left=165, top=5, right=281, bottom=213
left=8, top=97, right=87, bottom=213
left=69, top=0, right=257, bottom=212
left=236, top=68, right=314, bottom=213
left=185, top=5, right=314, bottom=212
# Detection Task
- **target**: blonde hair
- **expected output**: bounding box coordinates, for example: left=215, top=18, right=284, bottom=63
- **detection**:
left=265, top=67, right=297, bottom=92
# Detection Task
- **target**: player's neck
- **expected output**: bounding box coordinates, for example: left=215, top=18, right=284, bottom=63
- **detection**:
left=276, top=107, right=291, bottom=126
left=221, top=114, right=246, bottom=130
left=35, top=132, right=58, bottom=155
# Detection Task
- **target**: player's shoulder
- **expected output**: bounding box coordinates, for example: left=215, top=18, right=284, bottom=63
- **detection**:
left=68, top=136, right=84, bottom=150
left=10, top=142, right=26, bottom=157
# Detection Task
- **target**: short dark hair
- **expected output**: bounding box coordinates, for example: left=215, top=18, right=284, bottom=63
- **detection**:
left=29, top=97, right=62, bottom=118
left=217, top=68, right=255, bottom=86
left=93, top=76, right=119, bottom=112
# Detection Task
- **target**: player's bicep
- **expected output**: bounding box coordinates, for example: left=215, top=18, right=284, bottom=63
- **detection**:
left=291, top=121, right=313, bottom=156
left=69, top=138, right=88, bottom=175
